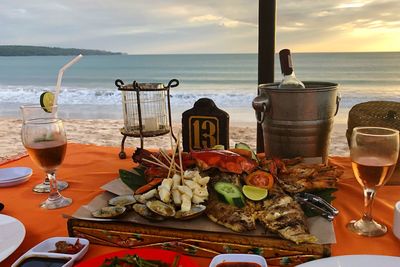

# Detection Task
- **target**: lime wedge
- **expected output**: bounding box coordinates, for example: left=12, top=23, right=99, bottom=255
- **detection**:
left=40, top=91, right=55, bottom=113
left=212, top=145, right=225, bottom=150
left=242, top=185, right=268, bottom=201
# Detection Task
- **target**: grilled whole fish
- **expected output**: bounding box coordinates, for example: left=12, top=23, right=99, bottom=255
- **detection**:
left=277, top=163, right=343, bottom=194
left=204, top=170, right=257, bottom=232
left=257, top=184, right=318, bottom=244
left=206, top=191, right=257, bottom=232
left=204, top=170, right=317, bottom=244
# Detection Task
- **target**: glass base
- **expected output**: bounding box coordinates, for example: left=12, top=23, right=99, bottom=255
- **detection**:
left=347, top=218, right=387, bottom=237
left=33, top=180, right=69, bottom=193
left=40, top=195, right=72, bottom=210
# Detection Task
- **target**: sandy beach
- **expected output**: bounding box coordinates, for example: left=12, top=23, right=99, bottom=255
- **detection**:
left=0, top=118, right=349, bottom=164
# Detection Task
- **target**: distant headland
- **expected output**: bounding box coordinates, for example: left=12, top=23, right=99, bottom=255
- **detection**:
left=0, top=45, right=125, bottom=56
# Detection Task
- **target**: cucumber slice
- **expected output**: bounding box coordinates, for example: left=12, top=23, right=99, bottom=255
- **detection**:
left=235, top=142, right=258, bottom=161
left=214, top=182, right=245, bottom=208
left=235, top=142, right=252, bottom=151
left=40, top=91, right=55, bottom=113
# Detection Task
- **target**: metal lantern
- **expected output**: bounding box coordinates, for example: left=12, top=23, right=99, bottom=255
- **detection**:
left=115, top=79, right=179, bottom=159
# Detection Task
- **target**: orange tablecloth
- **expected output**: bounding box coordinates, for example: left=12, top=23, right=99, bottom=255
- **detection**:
left=1, top=143, right=399, bottom=266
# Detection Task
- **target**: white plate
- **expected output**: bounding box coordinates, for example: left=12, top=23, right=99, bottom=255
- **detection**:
left=297, top=255, right=400, bottom=267
left=0, top=167, right=32, bottom=182
left=0, top=176, right=31, bottom=187
left=209, top=254, right=267, bottom=267
left=0, top=214, right=26, bottom=263
left=12, top=237, right=89, bottom=267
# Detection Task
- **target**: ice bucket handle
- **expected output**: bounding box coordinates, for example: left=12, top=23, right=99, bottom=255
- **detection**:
left=252, top=95, right=270, bottom=124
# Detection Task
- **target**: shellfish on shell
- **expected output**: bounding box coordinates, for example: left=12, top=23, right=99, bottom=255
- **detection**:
left=108, top=194, right=136, bottom=207
left=91, top=206, right=126, bottom=218
left=146, top=200, right=176, bottom=218
left=174, top=204, right=206, bottom=220
left=132, top=203, right=165, bottom=221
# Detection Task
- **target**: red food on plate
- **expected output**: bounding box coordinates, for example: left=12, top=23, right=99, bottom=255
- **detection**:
left=244, top=170, right=274, bottom=189
left=216, top=263, right=262, bottom=267
left=75, top=248, right=200, bottom=267
left=49, top=239, right=84, bottom=254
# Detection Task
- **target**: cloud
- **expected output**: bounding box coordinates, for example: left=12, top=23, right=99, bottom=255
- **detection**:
left=0, top=0, right=398, bottom=53
left=277, top=0, right=400, bottom=51
left=189, top=14, right=255, bottom=28
left=335, top=2, right=369, bottom=9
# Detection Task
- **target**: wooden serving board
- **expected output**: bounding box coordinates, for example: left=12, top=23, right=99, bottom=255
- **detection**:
left=67, top=192, right=333, bottom=266
left=67, top=218, right=330, bottom=267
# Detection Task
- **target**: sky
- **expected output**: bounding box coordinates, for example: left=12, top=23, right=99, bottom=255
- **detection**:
left=0, top=0, right=399, bottom=54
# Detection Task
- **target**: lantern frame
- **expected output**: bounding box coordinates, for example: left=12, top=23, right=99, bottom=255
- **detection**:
left=115, top=79, right=179, bottom=159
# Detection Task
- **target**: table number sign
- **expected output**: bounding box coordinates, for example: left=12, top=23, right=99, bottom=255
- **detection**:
left=182, top=98, right=229, bottom=151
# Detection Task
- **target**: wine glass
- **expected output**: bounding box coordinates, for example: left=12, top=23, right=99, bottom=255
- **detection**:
left=21, top=104, right=72, bottom=209
left=20, top=105, right=69, bottom=193
left=348, top=126, right=399, bottom=236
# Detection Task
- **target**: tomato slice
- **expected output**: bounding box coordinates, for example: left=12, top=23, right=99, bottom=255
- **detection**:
left=244, top=170, right=274, bottom=189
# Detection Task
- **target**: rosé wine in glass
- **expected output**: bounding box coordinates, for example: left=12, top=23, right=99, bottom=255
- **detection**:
left=348, top=127, right=399, bottom=237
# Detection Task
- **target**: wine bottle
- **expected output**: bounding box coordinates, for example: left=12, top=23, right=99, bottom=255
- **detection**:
left=278, top=49, right=305, bottom=89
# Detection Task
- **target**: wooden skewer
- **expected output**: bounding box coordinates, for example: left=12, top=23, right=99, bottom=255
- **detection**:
left=142, top=158, right=169, bottom=170
left=166, top=130, right=176, bottom=179
left=149, top=154, right=170, bottom=170
left=160, top=149, right=181, bottom=171
left=169, top=129, right=176, bottom=173
left=159, top=148, right=170, bottom=161
left=177, top=130, right=184, bottom=180
left=167, top=135, right=179, bottom=179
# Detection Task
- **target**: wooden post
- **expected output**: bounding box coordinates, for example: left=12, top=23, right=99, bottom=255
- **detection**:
left=257, top=0, right=276, bottom=153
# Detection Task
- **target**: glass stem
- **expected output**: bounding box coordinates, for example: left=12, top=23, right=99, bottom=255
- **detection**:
left=43, top=177, right=50, bottom=185
left=362, top=188, right=376, bottom=222
left=47, top=172, right=62, bottom=201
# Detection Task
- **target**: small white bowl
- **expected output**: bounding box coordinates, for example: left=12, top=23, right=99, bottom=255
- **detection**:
left=393, top=201, right=400, bottom=240
left=209, top=254, right=267, bottom=267
left=12, top=237, right=89, bottom=267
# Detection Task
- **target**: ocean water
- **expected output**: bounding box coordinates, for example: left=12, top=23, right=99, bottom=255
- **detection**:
left=0, top=53, right=399, bottom=122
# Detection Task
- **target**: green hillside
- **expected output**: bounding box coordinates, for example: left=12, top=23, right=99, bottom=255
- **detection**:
left=0, top=45, right=124, bottom=56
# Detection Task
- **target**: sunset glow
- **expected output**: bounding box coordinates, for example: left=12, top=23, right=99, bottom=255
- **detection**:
left=0, top=0, right=399, bottom=54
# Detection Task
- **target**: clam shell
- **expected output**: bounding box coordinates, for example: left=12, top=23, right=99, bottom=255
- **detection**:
left=146, top=200, right=176, bottom=217
left=91, top=206, right=126, bottom=218
left=132, top=203, right=165, bottom=221
left=174, top=204, right=206, bottom=220
left=108, top=194, right=136, bottom=207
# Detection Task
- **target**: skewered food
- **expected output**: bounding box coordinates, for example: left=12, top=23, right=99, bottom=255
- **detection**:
left=133, top=148, right=258, bottom=174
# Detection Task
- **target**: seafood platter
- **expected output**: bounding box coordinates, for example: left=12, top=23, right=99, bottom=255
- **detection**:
left=68, top=142, right=343, bottom=266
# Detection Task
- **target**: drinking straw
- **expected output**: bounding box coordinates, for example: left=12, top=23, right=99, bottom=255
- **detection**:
left=53, top=54, right=83, bottom=106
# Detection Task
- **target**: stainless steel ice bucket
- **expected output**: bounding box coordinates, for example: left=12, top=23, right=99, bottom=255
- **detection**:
left=252, top=82, right=340, bottom=163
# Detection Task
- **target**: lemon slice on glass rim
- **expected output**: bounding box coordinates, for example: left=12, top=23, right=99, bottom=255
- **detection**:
left=242, top=185, right=268, bottom=201
left=39, top=91, right=55, bottom=113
